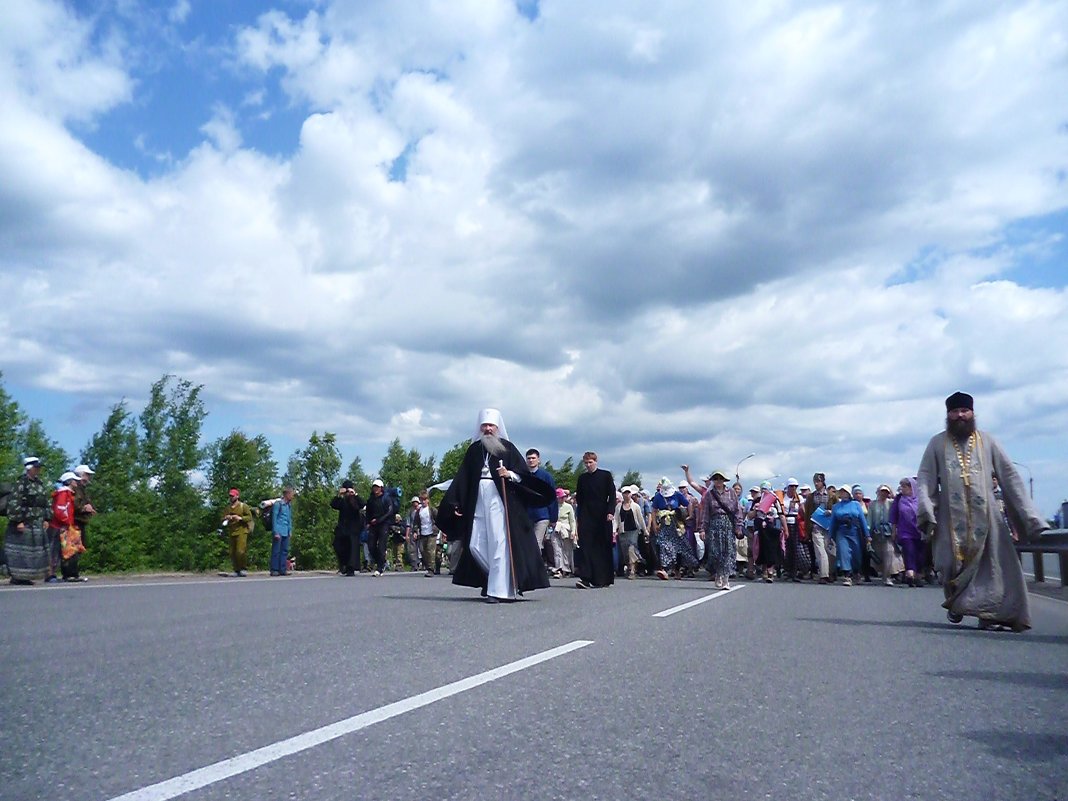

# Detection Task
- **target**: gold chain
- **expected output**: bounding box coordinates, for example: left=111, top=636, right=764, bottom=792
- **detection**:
left=950, top=432, right=978, bottom=561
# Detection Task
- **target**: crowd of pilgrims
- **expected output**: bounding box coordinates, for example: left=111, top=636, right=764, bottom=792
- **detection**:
left=345, top=467, right=943, bottom=592
left=538, top=469, right=937, bottom=590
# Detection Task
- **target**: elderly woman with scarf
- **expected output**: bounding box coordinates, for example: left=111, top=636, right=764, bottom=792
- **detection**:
left=890, top=477, right=924, bottom=586
left=829, top=485, right=870, bottom=586
left=868, top=484, right=898, bottom=586
left=700, top=470, right=741, bottom=589
left=747, top=480, right=788, bottom=583
left=650, top=478, right=698, bottom=580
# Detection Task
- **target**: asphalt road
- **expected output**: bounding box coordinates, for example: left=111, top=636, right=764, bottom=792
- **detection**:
left=1, top=570, right=1066, bottom=801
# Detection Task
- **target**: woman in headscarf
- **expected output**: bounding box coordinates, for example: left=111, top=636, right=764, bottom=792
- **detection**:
left=700, top=470, right=741, bottom=589
left=650, top=478, right=698, bottom=579
left=890, top=477, right=924, bottom=586
left=829, top=485, right=870, bottom=586
left=551, top=488, right=577, bottom=578
left=747, top=480, right=788, bottom=583
left=868, top=484, right=897, bottom=586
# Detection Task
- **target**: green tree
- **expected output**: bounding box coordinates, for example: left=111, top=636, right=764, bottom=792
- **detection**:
left=17, top=418, right=70, bottom=485
left=345, top=455, right=373, bottom=498
left=0, top=372, right=26, bottom=480
left=620, top=469, right=642, bottom=489
left=545, top=456, right=579, bottom=492
left=138, top=375, right=209, bottom=571
left=435, top=440, right=469, bottom=484
left=140, top=375, right=206, bottom=498
left=80, top=402, right=145, bottom=514
left=205, top=431, right=278, bottom=511
left=77, top=402, right=152, bottom=572
left=284, top=432, right=342, bottom=569
left=379, top=438, right=435, bottom=501
left=433, top=440, right=467, bottom=482
left=205, top=430, right=278, bottom=570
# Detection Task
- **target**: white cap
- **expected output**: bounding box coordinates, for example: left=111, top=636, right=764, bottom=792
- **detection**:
left=786, top=477, right=799, bottom=486
left=59, top=471, right=79, bottom=483
left=799, top=484, right=812, bottom=492
left=372, top=478, right=384, bottom=488
left=74, top=464, right=96, bottom=475
left=410, top=496, right=420, bottom=503
left=24, top=456, right=40, bottom=467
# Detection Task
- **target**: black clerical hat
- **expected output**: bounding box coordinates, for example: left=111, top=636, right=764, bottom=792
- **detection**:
left=945, top=391, right=974, bottom=411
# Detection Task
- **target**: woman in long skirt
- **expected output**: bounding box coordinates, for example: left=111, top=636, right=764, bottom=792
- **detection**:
left=700, top=471, right=741, bottom=589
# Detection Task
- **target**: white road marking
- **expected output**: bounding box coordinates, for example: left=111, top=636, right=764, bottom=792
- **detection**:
left=105, top=639, right=594, bottom=801
left=652, top=584, right=744, bottom=617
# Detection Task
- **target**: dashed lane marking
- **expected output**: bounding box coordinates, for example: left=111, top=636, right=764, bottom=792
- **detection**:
left=105, top=639, right=595, bottom=801
left=652, top=584, right=744, bottom=617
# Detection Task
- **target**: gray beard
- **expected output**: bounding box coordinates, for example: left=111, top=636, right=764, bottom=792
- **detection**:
left=480, top=433, right=506, bottom=457
left=947, top=416, right=976, bottom=441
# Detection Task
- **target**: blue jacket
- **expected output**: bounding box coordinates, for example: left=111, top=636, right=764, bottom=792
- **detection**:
left=272, top=500, right=293, bottom=536
left=829, top=500, right=869, bottom=541
left=526, top=466, right=559, bottom=525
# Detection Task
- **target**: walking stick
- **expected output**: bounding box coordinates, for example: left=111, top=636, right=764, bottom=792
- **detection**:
left=498, top=463, right=520, bottom=599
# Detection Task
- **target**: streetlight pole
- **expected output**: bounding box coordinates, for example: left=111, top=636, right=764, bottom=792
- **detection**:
left=735, top=453, right=755, bottom=484
left=1012, top=461, right=1033, bottom=499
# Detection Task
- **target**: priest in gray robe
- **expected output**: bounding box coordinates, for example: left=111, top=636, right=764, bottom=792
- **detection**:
left=916, top=392, right=1048, bottom=631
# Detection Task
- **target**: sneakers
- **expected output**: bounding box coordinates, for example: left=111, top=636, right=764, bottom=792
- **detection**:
left=64, top=576, right=88, bottom=582
left=947, top=610, right=964, bottom=624
left=842, top=576, right=853, bottom=586
left=236, top=570, right=247, bottom=577
left=575, top=579, right=591, bottom=589
left=425, top=570, right=434, bottom=578
left=45, top=575, right=60, bottom=583
left=372, top=570, right=381, bottom=577
left=883, top=578, right=894, bottom=586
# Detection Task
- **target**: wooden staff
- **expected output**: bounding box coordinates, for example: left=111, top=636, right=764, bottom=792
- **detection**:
left=498, top=462, right=519, bottom=600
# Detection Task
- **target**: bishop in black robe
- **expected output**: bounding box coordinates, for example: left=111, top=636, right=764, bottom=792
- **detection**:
left=436, top=414, right=553, bottom=601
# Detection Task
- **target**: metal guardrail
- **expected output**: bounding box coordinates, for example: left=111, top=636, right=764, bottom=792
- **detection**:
left=1015, top=529, right=1068, bottom=587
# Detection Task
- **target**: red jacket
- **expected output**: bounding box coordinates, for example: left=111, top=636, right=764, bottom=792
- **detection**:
left=49, top=486, right=74, bottom=529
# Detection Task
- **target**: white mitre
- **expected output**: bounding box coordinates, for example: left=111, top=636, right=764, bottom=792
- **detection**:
left=472, top=408, right=510, bottom=443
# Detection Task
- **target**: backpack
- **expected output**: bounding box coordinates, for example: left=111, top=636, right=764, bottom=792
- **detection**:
left=0, top=482, right=12, bottom=517
left=260, top=502, right=275, bottom=533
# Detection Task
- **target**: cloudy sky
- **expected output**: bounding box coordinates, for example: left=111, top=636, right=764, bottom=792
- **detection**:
left=2, top=0, right=1067, bottom=513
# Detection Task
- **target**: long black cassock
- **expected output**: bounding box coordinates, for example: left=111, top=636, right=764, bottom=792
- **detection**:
left=575, top=467, right=617, bottom=587
left=437, top=439, right=553, bottom=597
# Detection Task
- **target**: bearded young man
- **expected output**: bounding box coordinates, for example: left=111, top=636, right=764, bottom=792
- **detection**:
left=436, top=409, right=553, bottom=602
left=916, top=392, right=1047, bottom=632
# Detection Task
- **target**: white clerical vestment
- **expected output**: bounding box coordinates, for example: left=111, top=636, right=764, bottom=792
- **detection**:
left=468, top=458, right=516, bottom=599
